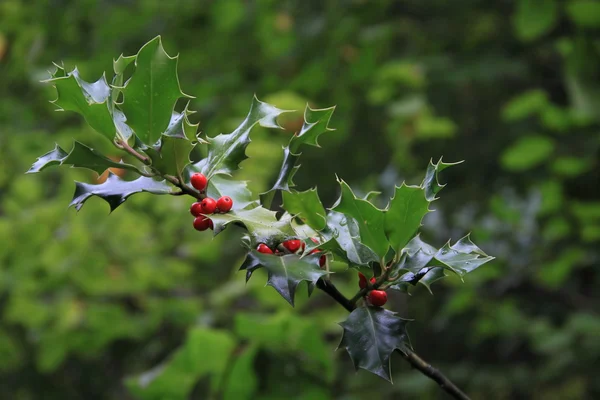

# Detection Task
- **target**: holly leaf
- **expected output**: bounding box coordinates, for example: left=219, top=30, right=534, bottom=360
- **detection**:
left=206, top=175, right=256, bottom=211
left=209, top=206, right=295, bottom=248
left=388, top=234, right=494, bottom=289
left=332, top=179, right=389, bottom=259
left=418, top=267, right=446, bottom=293
left=45, top=67, right=116, bottom=142
left=70, top=174, right=173, bottom=212
left=120, top=36, right=192, bottom=146
left=190, top=96, right=291, bottom=180
left=434, top=235, right=495, bottom=276
left=321, top=211, right=379, bottom=266
left=282, top=188, right=327, bottom=231
left=290, top=105, right=336, bottom=151
left=338, top=307, right=409, bottom=382
left=240, top=252, right=327, bottom=306
left=388, top=266, right=446, bottom=294
left=384, top=183, right=430, bottom=253
left=260, top=105, right=335, bottom=207
left=144, top=106, right=200, bottom=177
left=27, top=142, right=141, bottom=175
left=421, top=157, right=462, bottom=201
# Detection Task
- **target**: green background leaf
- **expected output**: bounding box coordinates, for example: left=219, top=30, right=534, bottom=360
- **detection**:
left=501, top=136, right=555, bottom=171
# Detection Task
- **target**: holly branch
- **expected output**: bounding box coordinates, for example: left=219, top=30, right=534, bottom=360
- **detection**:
left=28, top=36, right=493, bottom=399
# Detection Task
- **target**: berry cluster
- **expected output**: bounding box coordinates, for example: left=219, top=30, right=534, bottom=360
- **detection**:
left=189, top=173, right=233, bottom=231
left=257, top=238, right=327, bottom=268
left=358, top=272, right=388, bottom=307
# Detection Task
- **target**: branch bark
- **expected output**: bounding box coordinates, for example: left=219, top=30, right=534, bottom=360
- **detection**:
left=316, top=277, right=471, bottom=400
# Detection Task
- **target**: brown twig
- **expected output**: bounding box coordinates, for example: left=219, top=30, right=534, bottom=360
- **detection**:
left=115, top=139, right=201, bottom=199
left=316, top=277, right=471, bottom=400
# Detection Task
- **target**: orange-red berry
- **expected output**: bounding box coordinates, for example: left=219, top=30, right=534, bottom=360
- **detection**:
left=216, top=196, right=233, bottom=212
left=191, top=173, right=208, bottom=191
left=358, top=272, right=368, bottom=289
left=319, top=254, right=326, bottom=268
left=368, top=290, right=387, bottom=307
left=257, top=243, right=274, bottom=254
left=200, top=197, right=217, bottom=214
left=190, top=202, right=202, bottom=217
left=309, top=248, right=326, bottom=268
left=282, top=239, right=302, bottom=253
left=193, top=215, right=212, bottom=231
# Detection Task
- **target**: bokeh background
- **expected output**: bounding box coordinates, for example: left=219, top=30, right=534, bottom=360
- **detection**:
left=1, top=1, right=599, bottom=399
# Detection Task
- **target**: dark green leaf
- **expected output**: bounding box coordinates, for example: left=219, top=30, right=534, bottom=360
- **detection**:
left=389, top=267, right=447, bottom=294
left=70, top=174, right=172, bottom=212
left=240, top=252, right=327, bottom=306
left=321, top=211, right=378, bottom=266
left=388, top=235, right=494, bottom=289
left=260, top=105, right=335, bottom=207
left=191, top=96, right=290, bottom=179
left=209, top=206, right=295, bottom=247
left=45, top=67, right=116, bottom=142
left=289, top=105, right=335, bottom=152
left=338, top=307, right=409, bottom=382
left=259, top=147, right=300, bottom=207
left=144, top=106, right=199, bottom=177
left=435, top=235, right=495, bottom=275
left=332, top=179, right=389, bottom=258
left=421, top=157, right=462, bottom=201
left=126, top=328, right=236, bottom=400
left=418, top=267, right=447, bottom=292
left=384, top=183, right=430, bottom=252
left=27, top=142, right=141, bottom=175
left=113, top=54, right=136, bottom=75
left=282, top=188, right=327, bottom=231
left=120, top=36, right=191, bottom=145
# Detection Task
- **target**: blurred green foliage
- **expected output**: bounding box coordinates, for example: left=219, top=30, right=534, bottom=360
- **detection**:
left=1, top=0, right=599, bottom=399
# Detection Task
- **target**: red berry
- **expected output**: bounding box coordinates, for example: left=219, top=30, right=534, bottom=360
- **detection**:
left=358, top=272, right=368, bottom=289
left=309, top=248, right=326, bottom=268
left=370, top=277, right=376, bottom=284
left=257, top=243, right=274, bottom=254
left=193, top=215, right=212, bottom=231
left=216, top=196, right=233, bottom=212
left=200, top=197, right=217, bottom=214
left=190, top=173, right=208, bottom=191
left=282, top=239, right=302, bottom=253
left=368, top=290, right=387, bottom=307
left=190, top=202, right=202, bottom=217
left=310, top=237, right=320, bottom=244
